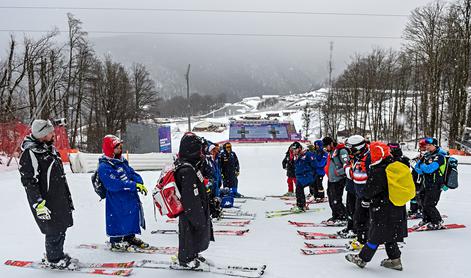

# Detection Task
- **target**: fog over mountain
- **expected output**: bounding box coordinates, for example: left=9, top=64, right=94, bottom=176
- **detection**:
left=0, top=0, right=438, bottom=99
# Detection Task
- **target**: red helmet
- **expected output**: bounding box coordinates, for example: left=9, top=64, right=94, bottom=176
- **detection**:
left=102, top=135, right=122, bottom=158
left=418, top=138, right=427, bottom=149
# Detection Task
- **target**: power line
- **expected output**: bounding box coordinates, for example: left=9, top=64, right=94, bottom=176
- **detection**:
left=0, top=6, right=410, bottom=17
left=0, top=29, right=404, bottom=40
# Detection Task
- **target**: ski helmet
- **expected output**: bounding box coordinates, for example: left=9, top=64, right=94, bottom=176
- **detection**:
left=346, top=135, right=366, bottom=154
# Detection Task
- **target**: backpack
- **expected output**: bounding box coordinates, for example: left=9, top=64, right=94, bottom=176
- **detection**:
left=152, top=162, right=188, bottom=218
left=386, top=161, right=416, bottom=206
left=443, top=156, right=459, bottom=189
left=91, top=160, right=117, bottom=200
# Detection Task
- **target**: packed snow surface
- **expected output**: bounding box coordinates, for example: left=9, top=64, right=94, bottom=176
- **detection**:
left=1, top=143, right=470, bottom=277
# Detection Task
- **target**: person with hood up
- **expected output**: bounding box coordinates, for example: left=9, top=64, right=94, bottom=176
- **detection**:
left=323, top=137, right=349, bottom=224
left=97, top=135, right=148, bottom=251
left=19, top=119, right=76, bottom=269
left=174, top=132, right=214, bottom=269
left=346, top=142, right=407, bottom=271
left=308, top=140, right=328, bottom=202
left=293, top=143, right=317, bottom=212
left=282, top=142, right=300, bottom=197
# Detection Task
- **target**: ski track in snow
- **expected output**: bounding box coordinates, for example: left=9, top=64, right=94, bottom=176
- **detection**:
left=1, top=143, right=470, bottom=277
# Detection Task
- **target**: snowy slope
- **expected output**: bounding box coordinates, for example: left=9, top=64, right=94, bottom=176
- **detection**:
left=1, top=143, right=470, bottom=277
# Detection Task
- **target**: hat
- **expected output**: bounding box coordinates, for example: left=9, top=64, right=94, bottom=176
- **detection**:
left=102, top=135, right=122, bottom=157
left=370, top=141, right=391, bottom=166
left=179, top=132, right=204, bottom=161
left=314, top=139, right=324, bottom=149
left=31, top=119, right=54, bottom=139
left=322, top=137, right=334, bottom=147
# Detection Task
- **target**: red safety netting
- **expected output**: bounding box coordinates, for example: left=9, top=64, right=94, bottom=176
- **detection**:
left=0, top=121, right=70, bottom=157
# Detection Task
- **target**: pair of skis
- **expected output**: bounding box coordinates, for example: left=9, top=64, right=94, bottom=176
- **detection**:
left=5, top=259, right=266, bottom=277
left=151, top=229, right=250, bottom=236
left=288, top=220, right=346, bottom=227
left=166, top=219, right=251, bottom=227
left=265, top=207, right=325, bottom=218
left=300, top=242, right=404, bottom=255
left=77, top=243, right=178, bottom=255
left=408, top=223, right=465, bottom=233
left=297, top=230, right=354, bottom=240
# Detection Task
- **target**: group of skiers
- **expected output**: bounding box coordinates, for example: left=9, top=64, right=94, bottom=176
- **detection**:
left=18, top=120, right=241, bottom=270
left=282, top=135, right=450, bottom=270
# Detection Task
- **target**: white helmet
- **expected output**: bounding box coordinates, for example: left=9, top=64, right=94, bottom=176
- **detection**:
left=346, top=135, right=366, bottom=153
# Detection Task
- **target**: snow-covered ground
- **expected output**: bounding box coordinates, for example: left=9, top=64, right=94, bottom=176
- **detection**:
left=1, top=143, right=470, bottom=277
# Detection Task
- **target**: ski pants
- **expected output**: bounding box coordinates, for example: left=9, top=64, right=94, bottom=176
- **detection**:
left=423, top=186, right=442, bottom=224
left=296, top=182, right=313, bottom=208
left=309, top=176, right=325, bottom=199
left=45, top=231, right=66, bottom=263
left=354, top=198, right=370, bottom=244
left=327, top=179, right=347, bottom=220
left=359, top=242, right=401, bottom=262
left=346, top=191, right=356, bottom=231
left=287, top=177, right=296, bottom=193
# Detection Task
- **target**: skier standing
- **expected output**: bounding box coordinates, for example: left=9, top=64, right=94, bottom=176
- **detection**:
left=293, top=143, right=317, bottom=212
left=323, top=137, right=349, bottom=224
left=174, top=133, right=214, bottom=268
left=409, top=139, right=427, bottom=218
left=344, top=135, right=371, bottom=243
left=282, top=142, right=300, bottom=197
left=97, top=135, right=148, bottom=251
left=19, top=119, right=76, bottom=269
left=220, top=142, right=241, bottom=197
left=346, top=142, right=407, bottom=271
left=310, top=140, right=328, bottom=201
left=413, top=137, right=447, bottom=229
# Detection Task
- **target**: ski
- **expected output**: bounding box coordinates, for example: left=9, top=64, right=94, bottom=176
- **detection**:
left=77, top=243, right=177, bottom=255
left=134, top=259, right=266, bottom=278
left=234, top=199, right=247, bottom=204
left=265, top=208, right=324, bottom=218
left=222, top=211, right=256, bottom=218
left=4, top=260, right=132, bottom=276
left=238, top=196, right=266, bottom=201
left=166, top=219, right=251, bottom=227
left=151, top=229, right=250, bottom=236
left=408, top=214, right=448, bottom=220
left=297, top=231, right=336, bottom=237
left=301, top=248, right=349, bottom=255
left=288, top=220, right=346, bottom=227
left=304, top=242, right=348, bottom=249
left=408, top=223, right=466, bottom=233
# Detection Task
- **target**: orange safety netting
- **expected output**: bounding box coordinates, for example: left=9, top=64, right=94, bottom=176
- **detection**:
left=0, top=121, right=71, bottom=158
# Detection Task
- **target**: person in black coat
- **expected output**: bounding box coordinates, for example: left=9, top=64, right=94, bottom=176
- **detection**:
left=346, top=142, right=407, bottom=271
left=19, top=119, right=76, bottom=269
left=282, top=142, right=300, bottom=196
left=175, top=132, right=214, bottom=268
left=220, top=142, right=241, bottom=197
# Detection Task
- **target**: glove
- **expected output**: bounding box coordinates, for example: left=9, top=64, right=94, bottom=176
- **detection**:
left=441, top=185, right=449, bottom=192
left=34, top=200, right=51, bottom=220
left=236, top=171, right=240, bottom=177
left=136, top=183, right=148, bottom=196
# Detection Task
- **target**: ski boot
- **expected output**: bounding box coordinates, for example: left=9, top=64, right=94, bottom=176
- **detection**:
left=337, top=227, right=357, bottom=239
left=126, top=236, right=150, bottom=248
left=110, top=241, right=133, bottom=252
left=290, top=206, right=305, bottom=213
left=345, top=254, right=367, bottom=268
left=426, top=221, right=443, bottom=230
left=380, top=258, right=403, bottom=271
left=283, top=191, right=295, bottom=197
left=42, top=254, right=79, bottom=270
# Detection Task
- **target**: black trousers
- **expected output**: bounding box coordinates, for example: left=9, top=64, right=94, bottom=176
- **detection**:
left=309, top=176, right=325, bottom=198
left=296, top=182, right=313, bottom=208
left=45, top=232, right=66, bottom=263
left=423, top=187, right=442, bottom=224
left=346, top=191, right=356, bottom=231
left=327, top=179, right=346, bottom=219
left=359, top=242, right=401, bottom=262
left=353, top=198, right=370, bottom=244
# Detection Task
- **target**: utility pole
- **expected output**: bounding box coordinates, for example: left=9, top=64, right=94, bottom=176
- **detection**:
left=185, top=64, right=191, bottom=132
left=328, top=41, right=334, bottom=138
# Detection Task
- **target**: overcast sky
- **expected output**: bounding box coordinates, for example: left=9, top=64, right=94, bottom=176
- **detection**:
left=0, top=0, right=441, bottom=84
